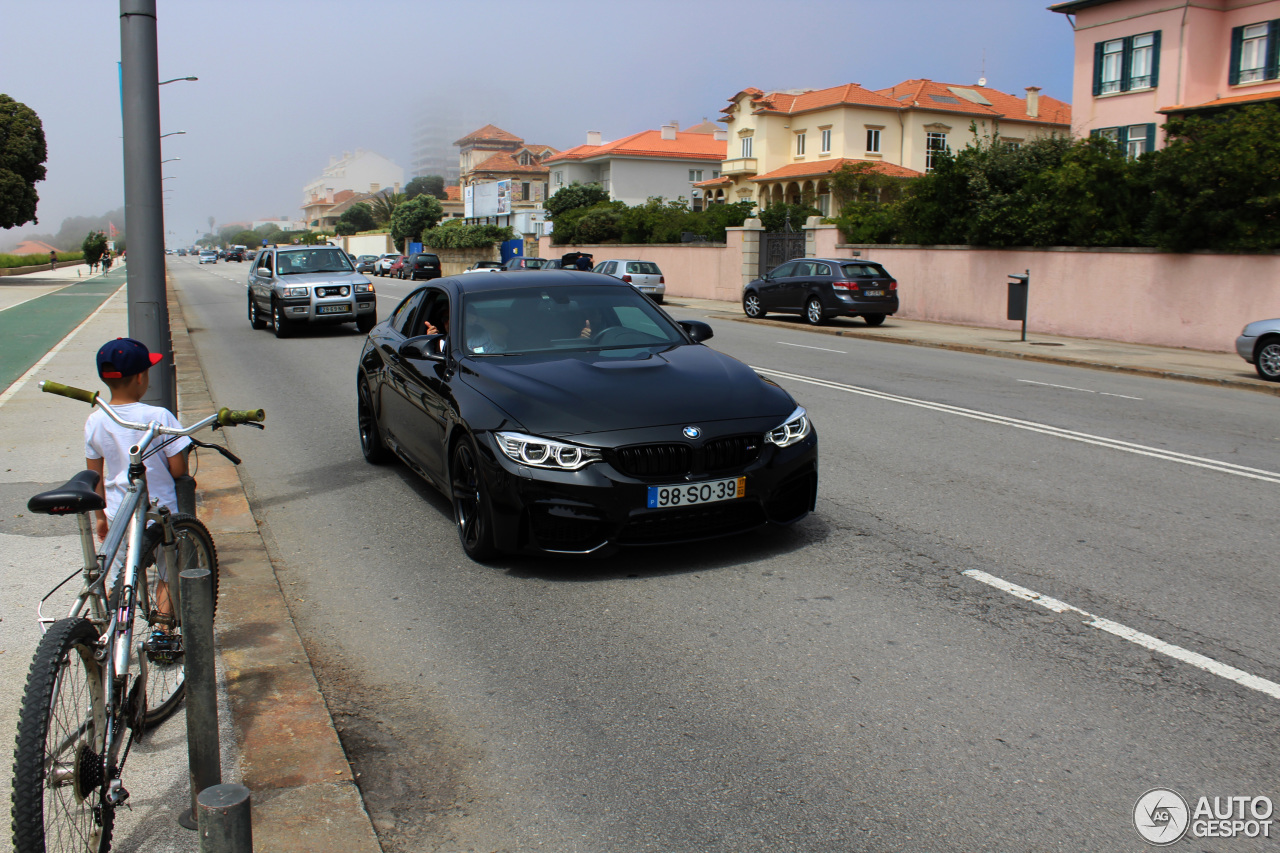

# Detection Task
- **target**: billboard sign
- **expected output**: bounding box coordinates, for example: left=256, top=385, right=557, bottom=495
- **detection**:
left=467, top=179, right=511, bottom=218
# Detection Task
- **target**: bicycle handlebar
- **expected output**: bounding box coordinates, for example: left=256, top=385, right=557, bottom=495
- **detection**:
left=40, top=380, right=264, bottom=433
left=39, top=381, right=99, bottom=405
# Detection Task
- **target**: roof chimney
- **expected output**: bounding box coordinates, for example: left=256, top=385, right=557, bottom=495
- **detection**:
left=670, top=120, right=680, bottom=131
left=587, top=130, right=602, bottom=146
left=1025, top=86, right=1041, bottom=118
left=661, top=124, right=677, bottom=140
left=713, top=129, right=727, bottom=142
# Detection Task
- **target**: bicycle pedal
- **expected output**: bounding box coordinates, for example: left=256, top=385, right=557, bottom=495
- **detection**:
left=106, top=779, right=129, bottom=807
left=144, top=629, right=183, bottom=664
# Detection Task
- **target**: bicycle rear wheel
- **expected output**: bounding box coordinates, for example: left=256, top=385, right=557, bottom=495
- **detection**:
left=134, top=514, right=218, bottom=726
left=11, top=617, right=113, bottom=853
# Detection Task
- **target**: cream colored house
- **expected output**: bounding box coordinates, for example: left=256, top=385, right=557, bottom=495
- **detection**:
left=703, top=81, right=1071, bottom=213
left=301, top=149, right=404, bottom=228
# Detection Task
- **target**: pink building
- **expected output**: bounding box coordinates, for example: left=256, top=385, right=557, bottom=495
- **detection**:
left=1052, top=0, right=1280, bottom=151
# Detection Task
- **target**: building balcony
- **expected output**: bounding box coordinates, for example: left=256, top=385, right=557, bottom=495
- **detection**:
left=720, top=158, right=758, bottom=176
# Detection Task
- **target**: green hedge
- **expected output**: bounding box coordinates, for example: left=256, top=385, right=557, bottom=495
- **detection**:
left=0, top=251, right=85, bottom=269
left=421, top=222, right=514, bottom=249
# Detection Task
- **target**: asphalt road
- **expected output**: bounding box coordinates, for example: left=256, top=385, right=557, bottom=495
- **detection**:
left=173, top=257, right=1280, bottom=852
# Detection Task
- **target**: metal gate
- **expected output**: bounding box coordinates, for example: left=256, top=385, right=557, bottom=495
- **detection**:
left=758, top=231, right=805, bottom=278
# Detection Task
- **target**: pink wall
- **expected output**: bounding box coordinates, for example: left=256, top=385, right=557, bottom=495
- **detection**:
left=812, top=228, right=1280, bottom=353
left=538, top=232, right=745, bottom=301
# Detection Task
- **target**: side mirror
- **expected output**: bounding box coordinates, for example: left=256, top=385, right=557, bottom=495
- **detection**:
left=399, top=334, right=446, bottom=361
left=679, top=320, right=714, bottom=343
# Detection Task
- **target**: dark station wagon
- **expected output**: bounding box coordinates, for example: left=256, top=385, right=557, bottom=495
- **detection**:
left=743, top=257, right=899, bottom=326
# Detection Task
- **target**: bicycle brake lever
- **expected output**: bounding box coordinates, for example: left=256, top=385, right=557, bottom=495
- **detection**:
left=188, top=437, right=242, bottom=465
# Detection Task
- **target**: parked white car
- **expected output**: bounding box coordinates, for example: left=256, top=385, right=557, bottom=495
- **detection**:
left=592, top=259, right=666, bottom=303
left=1236, top=318, right=1280, bottom=381
left=374, top=253, right=401, bottom=276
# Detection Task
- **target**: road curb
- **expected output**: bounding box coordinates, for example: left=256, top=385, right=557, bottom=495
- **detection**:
left=709, top=312, right=1280, bottom=397
left=167, top=276, right=382, bottom=853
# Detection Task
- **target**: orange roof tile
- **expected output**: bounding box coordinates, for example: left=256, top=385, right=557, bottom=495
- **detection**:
left=693, top=176, right=733, bottom=188
left=444, top=186, right=462, bottom=201
left=471, top=151, right=550, bottom=174
left=751, top=158, right=922, bottom=182
left=1159, top=89, right=1280, bottom=113
left=748, top=83, right=904, bottom=115
left=875, top=79, right=1071, bottom=125
left=543, top=129, right=726, bottom=164
left=454, top=124, right=523, bottom=146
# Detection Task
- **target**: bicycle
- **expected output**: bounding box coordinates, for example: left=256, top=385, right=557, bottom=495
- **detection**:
left=10, top=380, right=263, bottom=853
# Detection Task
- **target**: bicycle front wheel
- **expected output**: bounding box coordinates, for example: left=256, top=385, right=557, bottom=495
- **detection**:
left=11, top=617, right=113, bottom=853
left=134, top=514, right=218, bottom=726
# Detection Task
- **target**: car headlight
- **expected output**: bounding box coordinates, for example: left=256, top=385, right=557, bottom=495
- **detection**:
left=496, top=431, right=602, bottom=471
left=284, top=286, right=309, bottom=298
left=765, top=406, right=810, bottom=447
left=355, top=283, right=375, bottom=293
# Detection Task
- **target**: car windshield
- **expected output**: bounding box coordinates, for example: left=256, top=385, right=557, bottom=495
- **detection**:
left=460, top=284, right=685, bottom=356
left=625, top=261, right=661, bottom=275
left=840, top=263, right=887, bottom=278
left=518, top=258, right=547, bottom=269
left=276, top=248, right=354, bottom=275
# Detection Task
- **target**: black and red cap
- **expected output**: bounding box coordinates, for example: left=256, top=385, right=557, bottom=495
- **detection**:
left=96, top=337, right=163, bottom=379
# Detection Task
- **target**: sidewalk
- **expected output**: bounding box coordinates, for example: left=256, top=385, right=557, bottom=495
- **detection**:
left=667, top=297, right=1279, bottom=396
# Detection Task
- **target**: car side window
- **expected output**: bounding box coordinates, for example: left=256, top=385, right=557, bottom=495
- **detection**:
left=412, top=289, right=450, bottom=336
left=811, top=262, right=832, bottom=277
left=256, top=253, right=271, bottom=274
left=771, top=261, right=797, bottom=278
left=391, top=292, right=424, bottom=337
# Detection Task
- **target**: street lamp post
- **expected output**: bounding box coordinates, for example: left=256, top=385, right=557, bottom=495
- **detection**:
left=119, top=0, right=175, bottom=413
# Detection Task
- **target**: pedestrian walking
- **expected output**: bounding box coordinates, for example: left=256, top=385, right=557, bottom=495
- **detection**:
left=49, top=250, right=57, bottom=271
left=102, top=251, right=112, bottom=273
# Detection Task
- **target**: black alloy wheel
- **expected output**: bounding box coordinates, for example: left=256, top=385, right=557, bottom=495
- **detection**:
left=450, top=436, right=497, bottom=560
left=272, top=300, right=292, bottom=338
left=357, top=380, right=389, bottom=463
left=356, top=313, right=376, bottom=334
left=805, top=297, right=825, bottom=325
left=1256, top=339, right=1280, bottom=381
left=743, top=292, right=765, bottom=318
left=863, top=314, right=886, bottom=327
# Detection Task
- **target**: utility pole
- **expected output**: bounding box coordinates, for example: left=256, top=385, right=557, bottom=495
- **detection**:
left=119, top=0, right=176, bottom=413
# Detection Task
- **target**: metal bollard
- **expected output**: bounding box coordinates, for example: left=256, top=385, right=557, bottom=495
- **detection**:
left=197, top=783, right=253, bottom=852
left=178, top=568, right=221, bottom=830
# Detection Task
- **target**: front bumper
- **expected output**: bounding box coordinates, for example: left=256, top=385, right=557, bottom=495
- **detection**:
left=281, top=295, right=377, bottom=324
left=475, top=429, right=818, bottom=555
left=1236, top=333, right=1257, bottom=363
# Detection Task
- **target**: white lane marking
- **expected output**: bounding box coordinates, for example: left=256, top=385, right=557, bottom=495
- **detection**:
left=778, top=341, right=848, bottom=354
left=1019, top=379, right=1143, bottom=401
left=962, top=569, right=1280, bottom=700
left=0, top=282, right=127, bottom=408
left=752, top=366, right=1280, bottom=484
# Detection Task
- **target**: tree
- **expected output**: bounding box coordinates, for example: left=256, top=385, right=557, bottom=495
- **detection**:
left=545, top=182, right=609, bottom=219
left=759, top=202, right=821, bottom=233
left=405, top=175, right=446, bottom=200
left=82, top=231, right=107, bottom=266
left=335, top=203, right=376, bottom=236
left=368, top=192, right=405, bottom=226
left=0, top=94, right=48, bottom=229
left=389, top=194, right=444, bottom=247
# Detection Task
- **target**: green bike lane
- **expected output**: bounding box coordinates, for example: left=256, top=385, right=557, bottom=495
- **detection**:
left=0, top=268, right=127, bottom=391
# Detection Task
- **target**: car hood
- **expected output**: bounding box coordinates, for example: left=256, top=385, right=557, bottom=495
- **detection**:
left=273, top=271, right=370, bottom=285
left=458, top=344, right=795, bottom=439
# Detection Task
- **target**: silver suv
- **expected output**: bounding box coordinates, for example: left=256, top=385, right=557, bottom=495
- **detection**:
left=247, top=245, right=377, bottom=337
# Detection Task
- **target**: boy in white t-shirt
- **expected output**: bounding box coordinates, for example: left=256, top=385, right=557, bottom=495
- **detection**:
left=85, top=337, right=191, bottom=622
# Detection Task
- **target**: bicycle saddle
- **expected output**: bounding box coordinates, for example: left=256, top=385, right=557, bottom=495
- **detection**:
left=28, top=470, right=106, bottom=515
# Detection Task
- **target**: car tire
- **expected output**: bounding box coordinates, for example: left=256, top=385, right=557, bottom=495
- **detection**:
left=357, top=380, right=390, bottom=464
left=652, top=295, right=664, bottom=305
left=272, top=300, right=292, bottom=338
left=805, top=297, right=825, bottom=325
left=248, top=294, right=265, bottom=330
left=356, top=313, right=375, bottom=334
left=743, top=292, right=765, bottom=319
left=863, top=314, right=886, bottom=327
left=1256, top=338, right=1280, bottom=381
left=450, top=434, right=498, bottom=561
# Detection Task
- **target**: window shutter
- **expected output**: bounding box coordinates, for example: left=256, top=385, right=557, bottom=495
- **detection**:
left=1145, top=124, right=1156, bottom=153
left=1118, top=126, right=1130, bottom=149
left=1267, top=20, right=1280, bottom=80
left=1230, top=25, right=1244, bottom=85
left=1120, top=36, right=1134, bottom=91
left=1150, top=30, right=1162, bottom=87
left=1093, top=41, right=1105, bottom=96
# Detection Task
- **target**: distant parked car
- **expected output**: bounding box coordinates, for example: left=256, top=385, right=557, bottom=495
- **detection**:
left=355, top=254, right=380, bottom=274
left=743, top=257, right=899, bottom=326
left=593, top=259, right=666, bottom=304
left=462, top=261, right=504, bottom=273
left=403, top=252, right=443, bottom=281
left=198, top=250, right=217, bottom=264
left=375, top=253, right=401, bottom=276
left=387, top=256, right=410, bottom=278
left=1236, top=318, right=1280, bottom=381
left=502, top=257, right=550, bottom=270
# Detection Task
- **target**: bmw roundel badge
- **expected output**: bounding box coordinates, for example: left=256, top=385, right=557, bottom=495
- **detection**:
left=683, top=426, right=701, bottom=439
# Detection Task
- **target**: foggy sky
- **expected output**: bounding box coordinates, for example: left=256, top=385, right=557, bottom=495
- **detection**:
left=2, top=0, right=1075, bottom=248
